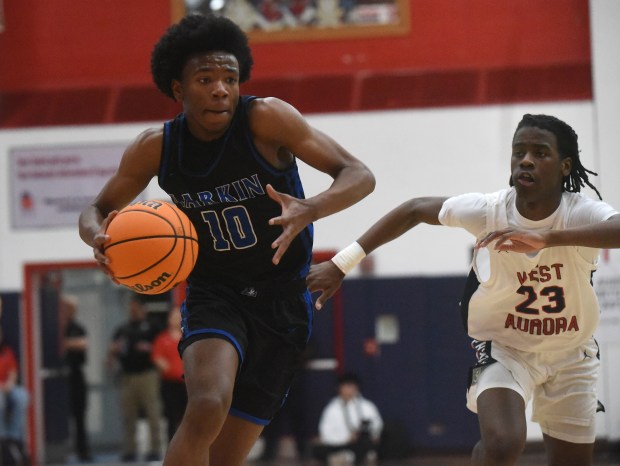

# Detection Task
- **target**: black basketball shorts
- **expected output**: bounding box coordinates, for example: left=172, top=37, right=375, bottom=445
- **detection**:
left=178, top=280, right=313, bottom=425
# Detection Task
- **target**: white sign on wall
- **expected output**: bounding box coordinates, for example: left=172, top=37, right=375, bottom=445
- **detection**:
left=9, top=143, right=129, bottom=228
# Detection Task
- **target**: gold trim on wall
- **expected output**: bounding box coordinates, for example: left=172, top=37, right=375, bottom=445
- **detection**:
left=171, top=0, right=409, bottom=42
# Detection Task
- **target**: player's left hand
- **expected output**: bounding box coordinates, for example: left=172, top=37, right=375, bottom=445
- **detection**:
left=267, top=184, right=316, bottom=265
left=476, top=228, right=547, bottom=253
left=307, top=260, right=345, bottom=310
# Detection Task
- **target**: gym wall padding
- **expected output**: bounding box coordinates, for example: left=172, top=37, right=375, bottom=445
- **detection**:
left=302, top=275, right=479, bottom=451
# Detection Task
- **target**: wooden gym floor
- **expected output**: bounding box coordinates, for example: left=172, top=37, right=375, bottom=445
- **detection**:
left=56, top=443, right=620, bottom=466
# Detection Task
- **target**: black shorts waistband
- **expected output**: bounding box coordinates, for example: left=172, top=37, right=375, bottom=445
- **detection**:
left=189, top=277, right=308, bottom=300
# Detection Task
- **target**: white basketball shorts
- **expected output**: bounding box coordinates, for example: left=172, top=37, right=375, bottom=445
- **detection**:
left=466, top=338, right=601, bottom=444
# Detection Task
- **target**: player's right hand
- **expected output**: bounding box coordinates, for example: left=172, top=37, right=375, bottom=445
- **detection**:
left=306, top=260, right=345, bottom=310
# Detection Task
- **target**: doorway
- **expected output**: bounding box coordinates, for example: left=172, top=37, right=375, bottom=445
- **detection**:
left=22, top=262, right=171, bottom=464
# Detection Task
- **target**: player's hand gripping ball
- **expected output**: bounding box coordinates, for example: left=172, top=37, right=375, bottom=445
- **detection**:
left=103, top=200, right=199, bottom=294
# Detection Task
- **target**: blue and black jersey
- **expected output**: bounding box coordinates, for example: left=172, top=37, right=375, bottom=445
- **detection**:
left=158, top=96, right=314, bottom=287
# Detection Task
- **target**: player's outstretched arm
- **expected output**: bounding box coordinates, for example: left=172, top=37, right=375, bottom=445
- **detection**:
left=307, top=197, right=447, bottom=309
left=477, top=214, right=620, bottom=253
left=251, top=98, right=375, bottom=265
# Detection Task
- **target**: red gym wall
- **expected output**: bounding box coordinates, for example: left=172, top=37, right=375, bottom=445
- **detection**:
left=0, top=0, right=591, bottom=128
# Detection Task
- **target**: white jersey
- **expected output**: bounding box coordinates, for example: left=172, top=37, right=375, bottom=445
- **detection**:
left=439, top=188, right=618, bottom=352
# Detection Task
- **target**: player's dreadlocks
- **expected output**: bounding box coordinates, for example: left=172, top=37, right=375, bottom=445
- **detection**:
left=511, top=114, right=602, bottom=200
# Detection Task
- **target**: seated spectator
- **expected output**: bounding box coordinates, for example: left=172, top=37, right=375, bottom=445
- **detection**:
left=314, top=372, right=383, bottom=465
left=0, top=325, right=29, bottom=462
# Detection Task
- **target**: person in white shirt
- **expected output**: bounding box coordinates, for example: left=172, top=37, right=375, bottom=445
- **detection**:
left=314, top=372, right=383, bottom=465
left=307, top=114, right=620, bottom=466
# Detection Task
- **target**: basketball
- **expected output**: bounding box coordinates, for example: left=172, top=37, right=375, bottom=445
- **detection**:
left=102, top=200, right=199, bottom=295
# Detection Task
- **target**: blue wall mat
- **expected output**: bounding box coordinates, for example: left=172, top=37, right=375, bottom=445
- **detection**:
left=334, top=276, right=479, bottom=451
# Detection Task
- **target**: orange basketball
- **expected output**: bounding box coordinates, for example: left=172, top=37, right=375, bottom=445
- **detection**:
left=103, top=200, right=199, bottom=295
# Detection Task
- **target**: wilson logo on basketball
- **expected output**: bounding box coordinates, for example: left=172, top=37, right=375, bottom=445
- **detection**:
left=132, top=200, right=164, bottom=210
left=130, top=272, right=173, bottom=293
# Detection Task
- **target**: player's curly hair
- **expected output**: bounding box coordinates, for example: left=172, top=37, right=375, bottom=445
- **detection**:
left=510, top=114, right=602, bottom=199
left=151, top=13, right=254, bottom=100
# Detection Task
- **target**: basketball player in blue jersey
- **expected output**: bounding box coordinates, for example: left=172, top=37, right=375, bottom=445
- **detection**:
left=308, top=114, right=620, bottom=466
left=78, top=13, right=374, bottom=466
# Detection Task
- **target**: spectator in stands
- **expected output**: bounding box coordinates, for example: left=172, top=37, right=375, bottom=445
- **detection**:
left=152, top=306, right=187, bottom=442
left=0, top=322, right=29, bottom=461
left=108, top=295, right=162, bottom=462
left=62, top=294, right=93, bottom=462
left=314, top=372, right=383, bottom=465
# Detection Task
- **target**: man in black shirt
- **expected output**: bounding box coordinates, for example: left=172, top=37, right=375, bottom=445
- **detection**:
left=62, top=295, right=92, bottom=462
left=108, top=295, right=162, bottom=462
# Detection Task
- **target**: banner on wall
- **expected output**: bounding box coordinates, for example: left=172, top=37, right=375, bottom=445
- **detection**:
left=593, top=249, right=620, bottom=342
left=9, top=142, right=135, bottom=228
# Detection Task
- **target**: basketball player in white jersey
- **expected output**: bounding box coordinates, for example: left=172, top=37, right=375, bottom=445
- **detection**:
left=307, top=114, right=620, bottom=466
